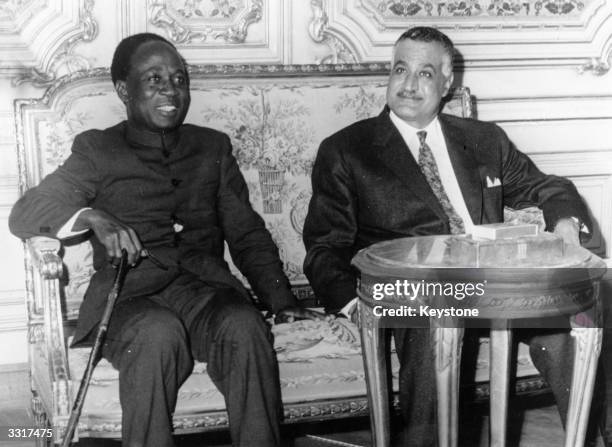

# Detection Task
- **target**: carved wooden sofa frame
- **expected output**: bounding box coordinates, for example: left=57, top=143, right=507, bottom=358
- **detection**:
left=14, top=64, right=548, bottom=445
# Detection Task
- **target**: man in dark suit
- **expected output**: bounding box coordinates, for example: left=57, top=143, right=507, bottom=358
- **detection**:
left=303, top=27, right=592, bottom=446
left=10, top=33, right=322, bottom=447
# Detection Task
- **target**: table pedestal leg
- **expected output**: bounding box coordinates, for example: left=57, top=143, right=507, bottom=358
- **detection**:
left=565, top=323, right=602, bottom=445
left=490, top=327, right=512, bottom=447
left=434, top=326, right=464, bottom=447
left=358, top=301, right=389, bottom=447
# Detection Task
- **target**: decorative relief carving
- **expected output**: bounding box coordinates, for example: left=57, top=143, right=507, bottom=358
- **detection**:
left=11, top=0, right=98, bottom=87
left=364, top=0, right=587, bottom=18
left=358, top=300, right=376, bottom=333
left=149, top=0, right=263, bottom=44
left=173, top=0, right=244, bottom=19
left=358, top=0, right=604, bottom=29
left=578, top=50, right=611, bottom=75
left=310, top=0, right=358, bottom=64
left=28, top=323, right=45, bottom=344
left=0, top=0, right=46, bottom=29
left=311, top=0, right=611, bottom=68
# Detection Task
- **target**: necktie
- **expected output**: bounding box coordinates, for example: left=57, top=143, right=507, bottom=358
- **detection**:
left=417, top=130, right=465, bottom=235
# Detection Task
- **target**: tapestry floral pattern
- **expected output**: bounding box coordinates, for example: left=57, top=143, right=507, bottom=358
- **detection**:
left=368, top=0, right=586, bottom=16
left=44, top=112, right=90, bottom=169
left=334, top=86, right=386, bottom=121
left=201, top=87, right=315, bottom=214
left=40, top=91, right=125, bottom=173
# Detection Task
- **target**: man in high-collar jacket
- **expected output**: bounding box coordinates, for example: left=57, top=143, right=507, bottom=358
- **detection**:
left=303, top=26, right=593, bottom=446
left=9, top=33, right=322, bottom=447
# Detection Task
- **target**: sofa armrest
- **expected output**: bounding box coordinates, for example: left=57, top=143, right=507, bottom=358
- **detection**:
left=27, top=236, right=63, bottom=280
left=25, top=236, right=72, bottom=422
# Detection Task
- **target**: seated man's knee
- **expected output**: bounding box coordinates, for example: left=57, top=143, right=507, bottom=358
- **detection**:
left=104, top=304, right=192, bottom=376
left=127, top=306, right=188, bottom=352
left=212, top=291, right=271, bottom=344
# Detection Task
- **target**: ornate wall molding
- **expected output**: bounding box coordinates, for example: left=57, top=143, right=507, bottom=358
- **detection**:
left=149, top=0, right=263, bottom=44
left=0, top=0, right=47, bottom=32
left=3, top=0, right=98, bottom=87
left=137, top=0, right=286, bottom=64
left=309, top=0, right=358, bottom=64
left=360, top=0, right=595, bottom=22
left=579, top=56, right=610, bottom=75
left=578, top=36, right=612, bottom=75
left=309, top=0, right=612, bottom=69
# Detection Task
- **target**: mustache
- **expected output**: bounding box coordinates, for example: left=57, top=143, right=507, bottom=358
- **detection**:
left=396, top=91, right=423, bottom=99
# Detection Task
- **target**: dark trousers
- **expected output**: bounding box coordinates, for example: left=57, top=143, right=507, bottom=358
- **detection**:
left=393, top=327, right=575, bottom=447
left=101, top=271, right=282, bottom=447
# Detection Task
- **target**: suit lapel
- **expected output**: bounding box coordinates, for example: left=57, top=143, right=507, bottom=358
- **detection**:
left=439, top=115, right=483, bottom=225
left=372, top=110, right=447, bottom=222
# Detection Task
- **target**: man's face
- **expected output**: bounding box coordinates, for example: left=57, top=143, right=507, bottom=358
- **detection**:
left=116, top=40, right=190, bottom=132
left=386, top=39, right=453, bottom=128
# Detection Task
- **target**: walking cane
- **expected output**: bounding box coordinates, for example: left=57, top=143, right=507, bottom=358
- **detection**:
left=61, top=250, right=129, bottom=447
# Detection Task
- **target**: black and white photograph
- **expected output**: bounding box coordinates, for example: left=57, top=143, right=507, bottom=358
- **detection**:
left=1, top=1, right=611, bottom=446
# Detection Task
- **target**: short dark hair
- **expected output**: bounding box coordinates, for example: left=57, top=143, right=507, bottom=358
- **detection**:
left=110, top=33, right=182, bottom=85
left=394, top=27, right=455, bottom=72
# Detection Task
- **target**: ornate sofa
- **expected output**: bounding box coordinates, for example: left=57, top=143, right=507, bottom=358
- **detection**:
left=14, top=64, right=547, bottom=445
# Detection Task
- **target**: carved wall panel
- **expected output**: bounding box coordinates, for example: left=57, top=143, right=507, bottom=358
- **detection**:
left=0, top=0, right=47, bottom=32
left=0, top=0, right=97, bottom=86
left=127, top=0, right=287, bottom=64
left=310, top=0, right=612, bottom=72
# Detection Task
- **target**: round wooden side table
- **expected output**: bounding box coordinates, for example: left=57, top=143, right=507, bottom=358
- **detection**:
left=352, top=235, right=606, bottom=447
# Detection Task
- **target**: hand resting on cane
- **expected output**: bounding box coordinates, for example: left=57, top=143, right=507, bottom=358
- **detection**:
left=74, top=209, right=143, bottom=267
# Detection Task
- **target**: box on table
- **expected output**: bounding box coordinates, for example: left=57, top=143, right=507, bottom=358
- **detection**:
left=448, top=228, right=564, bottom=267
left=470, top=222, right=539, bottom=240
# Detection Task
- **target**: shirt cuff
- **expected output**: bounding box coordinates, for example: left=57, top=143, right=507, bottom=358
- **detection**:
left=338, top=297, right=358, bottom=318
left=569, top=216, right=590, bottom=234
left=56, top=208, right=92, bottom=239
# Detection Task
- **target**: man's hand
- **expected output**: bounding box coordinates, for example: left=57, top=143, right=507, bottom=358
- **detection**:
left=75, top=209, right=143, bottom=266
left=553, top=217, right=581, bottom=247
left=274, top=306, right=331, bottom=324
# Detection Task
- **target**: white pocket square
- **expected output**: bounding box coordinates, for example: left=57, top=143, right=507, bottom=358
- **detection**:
left=486, top=176, right=501, bottom=188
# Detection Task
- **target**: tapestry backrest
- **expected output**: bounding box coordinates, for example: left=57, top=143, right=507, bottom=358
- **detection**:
left=15, top=64, right=473, bottom=318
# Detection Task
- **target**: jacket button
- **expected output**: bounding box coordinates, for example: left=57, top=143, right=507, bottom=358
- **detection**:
left=162, top=150, right=170, bottom=158
left=171, top=178, right=181, bottom=187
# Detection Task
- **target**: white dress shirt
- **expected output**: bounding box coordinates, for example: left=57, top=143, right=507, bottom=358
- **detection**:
left=56, top=208, right=91, bottom=239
